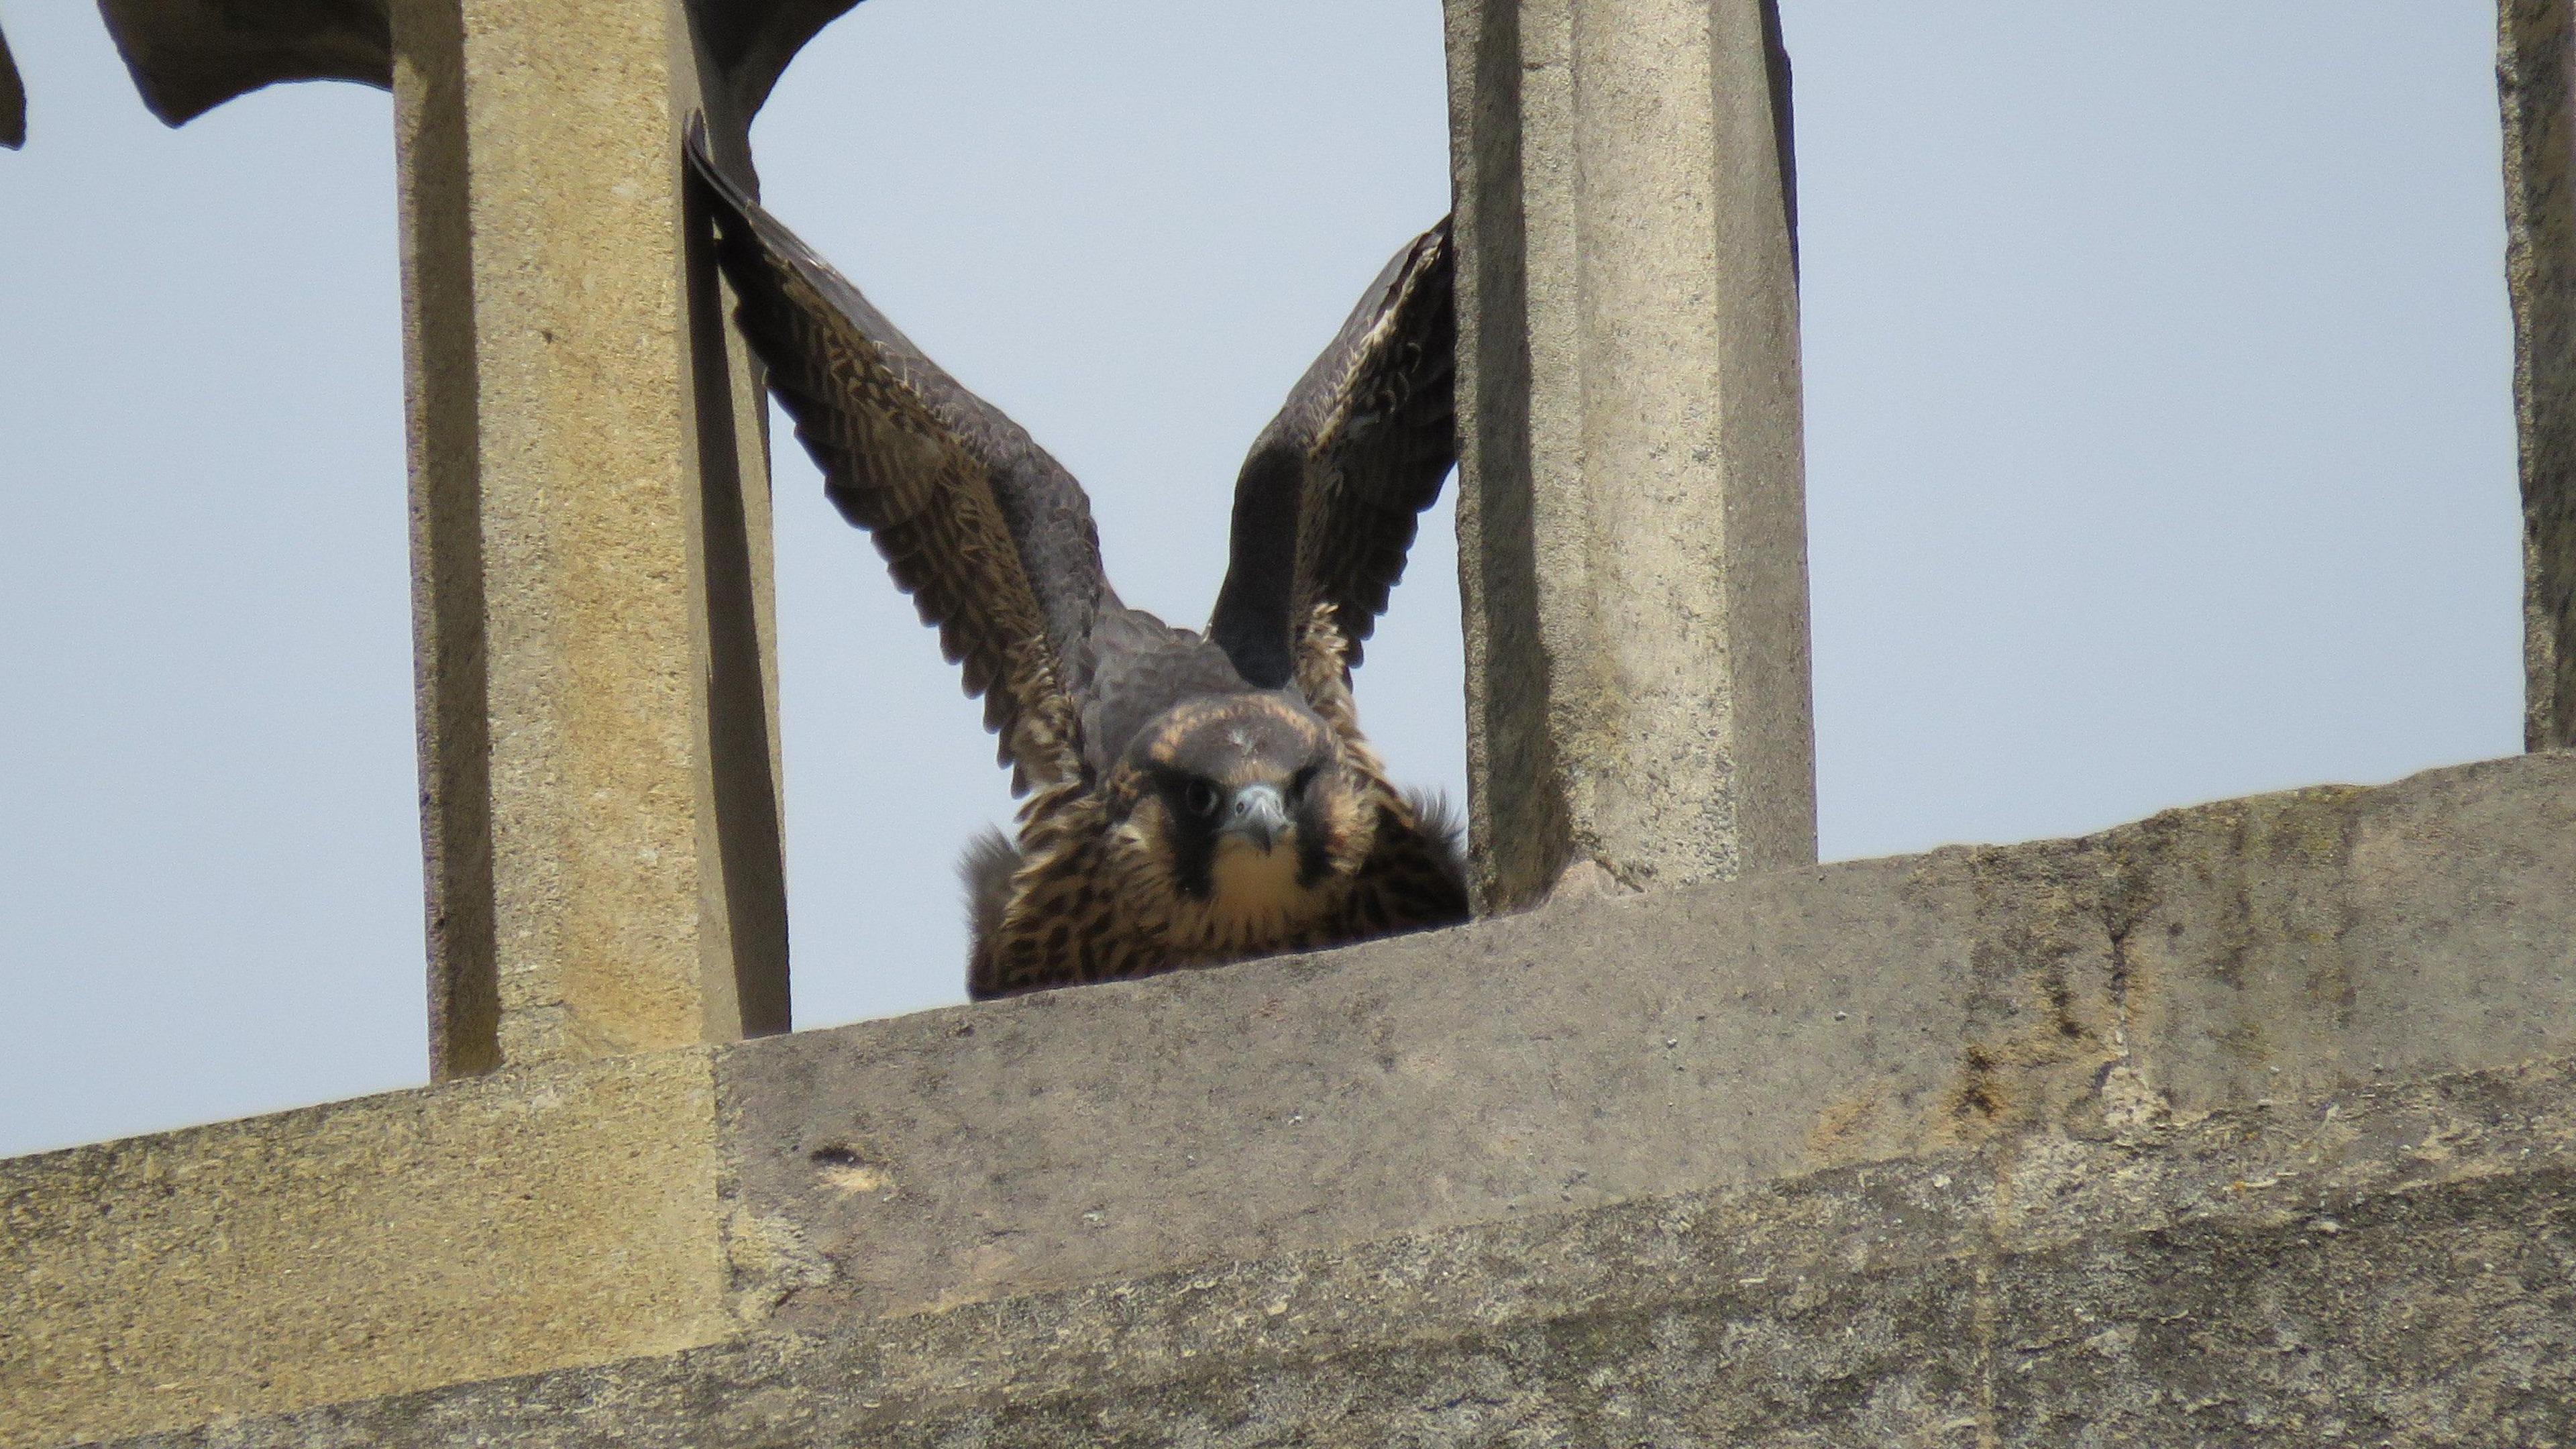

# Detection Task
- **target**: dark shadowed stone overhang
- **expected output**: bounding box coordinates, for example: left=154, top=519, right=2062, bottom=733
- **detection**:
left=89, top=0, right=863, bottom=130
left=693, top=0, right=863, bottom=121
left=97, top=0, right=390, bottom=126
left=1, top=16, right=26, bottom=148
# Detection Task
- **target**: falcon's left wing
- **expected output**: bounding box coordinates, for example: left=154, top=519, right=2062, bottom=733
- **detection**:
left=1208, top=219, right=1456, bottom=690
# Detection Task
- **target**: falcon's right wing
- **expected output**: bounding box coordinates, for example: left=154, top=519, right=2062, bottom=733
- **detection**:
left=1207, top=219, right=1456, bottom=690
left=688, top=123, right=1113, bottom=791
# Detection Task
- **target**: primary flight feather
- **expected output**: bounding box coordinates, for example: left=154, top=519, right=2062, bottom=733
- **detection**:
left=688, top=125, right=1466, bottom=998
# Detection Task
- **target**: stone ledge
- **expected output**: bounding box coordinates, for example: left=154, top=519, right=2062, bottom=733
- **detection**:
left=714, top=750, right=2576, bottom=1322
left=106, top=1050, right=2576, bottom=1446
left=7, top=750, right=2573, bottom=1446
left=0, top=1051, right=731, bottom=1449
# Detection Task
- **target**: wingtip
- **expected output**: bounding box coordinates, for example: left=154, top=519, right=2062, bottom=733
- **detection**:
left=681, top=111, right=720, bottom=184
left=1421, top=214, right=1454, bottom=270
left=681, top=112, right=753, bottom=212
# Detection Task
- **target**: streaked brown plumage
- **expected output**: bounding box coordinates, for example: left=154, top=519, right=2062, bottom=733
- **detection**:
left=687, top=125, right=1466, bottom=998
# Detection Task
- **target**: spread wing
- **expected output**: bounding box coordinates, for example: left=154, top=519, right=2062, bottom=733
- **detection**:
left=687, top=124, right=1112, bottom=790
left=1208, top=218, right=1456, bottom=689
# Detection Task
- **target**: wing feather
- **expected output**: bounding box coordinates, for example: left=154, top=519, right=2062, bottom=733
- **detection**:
left=1208, top=219, right=1456, bottom=688
left=688, top=125, right=1111, bottom=789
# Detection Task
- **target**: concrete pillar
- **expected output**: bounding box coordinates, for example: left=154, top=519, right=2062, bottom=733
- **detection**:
left=2500, top=0, right=2576, bottom=753
left=1442, top=0, right=1816, bottom=912
left=391, top=0, right=787, bottom=1076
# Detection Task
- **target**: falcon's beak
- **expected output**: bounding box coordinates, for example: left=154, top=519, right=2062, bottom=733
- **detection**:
left=1221, top=783, right=1291, bottom=852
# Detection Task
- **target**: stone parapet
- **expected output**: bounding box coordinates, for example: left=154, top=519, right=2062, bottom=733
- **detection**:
left=6, top=751, right=2572, bottom=1446
left=95, top=1049, right=2576, bottom=1446
left=1, top=1052, right=732, bottom=1449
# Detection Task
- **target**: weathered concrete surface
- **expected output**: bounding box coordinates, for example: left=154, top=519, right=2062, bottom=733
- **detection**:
left=714, top=751, right=2576, bottom=1323
left=392, top=0, right=788, bottom=1077
left=2502, top=0, right=2576, bottom=751
left=9, top=751, right=2573, bottom=1446
left=0, top=1053, right=731, bottom=1449
left=99, top=1051, right=2576, bottom=1447
left=1444, top=0, right=1816, bottom=910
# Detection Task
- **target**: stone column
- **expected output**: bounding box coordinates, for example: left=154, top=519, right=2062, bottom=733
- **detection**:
left=1442, top=0, right=1816, bottom=912
left=2501, top=0, right=2576, bottom=753
left=392, top=0, right=787, bottom=1076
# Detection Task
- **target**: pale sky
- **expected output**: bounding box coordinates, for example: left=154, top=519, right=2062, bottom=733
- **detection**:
left=0, top=3, right=2516, bottom=1158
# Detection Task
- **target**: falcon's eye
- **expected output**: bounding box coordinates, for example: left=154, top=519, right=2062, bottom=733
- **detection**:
left=1183, top=779, right=1222, bottom=818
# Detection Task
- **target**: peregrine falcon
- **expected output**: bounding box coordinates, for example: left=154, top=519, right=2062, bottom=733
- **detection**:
left=687, top=125, right=1468, bottom=999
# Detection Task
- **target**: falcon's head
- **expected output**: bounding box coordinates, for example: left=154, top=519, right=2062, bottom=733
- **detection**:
left=1111, top=691, right=1377, bottom=931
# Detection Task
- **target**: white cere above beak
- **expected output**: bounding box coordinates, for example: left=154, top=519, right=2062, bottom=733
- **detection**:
left=1222, top=783, right=1291, bottom=851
